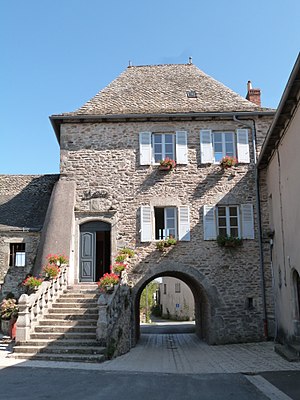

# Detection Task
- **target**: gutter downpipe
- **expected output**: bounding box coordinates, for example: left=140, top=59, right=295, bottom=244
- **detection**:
left=233, top=115, right=268, bottom=339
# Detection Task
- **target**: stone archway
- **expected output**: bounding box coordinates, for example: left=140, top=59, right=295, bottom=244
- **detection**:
left=132, top=266, right=219, bottom=345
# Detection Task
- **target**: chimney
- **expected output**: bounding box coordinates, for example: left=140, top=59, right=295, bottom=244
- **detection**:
left=246, top=80, right=261, bottom=106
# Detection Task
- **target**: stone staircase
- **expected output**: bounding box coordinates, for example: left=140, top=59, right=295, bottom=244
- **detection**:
left=13, top=284, right=106, bottom=363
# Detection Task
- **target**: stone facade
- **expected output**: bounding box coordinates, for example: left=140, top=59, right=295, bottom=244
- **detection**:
left=59, top=116, right=275, bottom=344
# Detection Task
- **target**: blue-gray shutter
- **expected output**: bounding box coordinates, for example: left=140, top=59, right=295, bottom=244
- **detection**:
left=139, top=132, right=152, bottom=165
left=241, top=204, right=254, bottom=239
left=141, top=206, right=152, bottom=242
left=237, top=129, right=250, bottom=163
left=203, top=205, right=217, bottom=240
left=178, top=206, right=190, bottom=241
left=200, top=130, right=213, bottom=163
left=176, top=131, right=188, bottom=164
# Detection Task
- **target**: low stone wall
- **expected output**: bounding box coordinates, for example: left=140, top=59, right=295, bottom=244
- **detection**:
left=97, top=283, right=132, bottom=358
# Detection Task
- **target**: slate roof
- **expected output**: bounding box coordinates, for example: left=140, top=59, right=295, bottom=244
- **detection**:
left=0, top=175, right=59, bottom=231
left=59, top=64, right=269, bottom=117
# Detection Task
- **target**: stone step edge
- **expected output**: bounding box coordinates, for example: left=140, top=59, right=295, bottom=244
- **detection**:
left=12, top=353, right=106, bottom=363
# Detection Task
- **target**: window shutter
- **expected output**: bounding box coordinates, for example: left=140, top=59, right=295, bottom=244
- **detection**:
left=237, top=129, right=250, bottom=163
left=139, top=132, right=152, bottom=165
left=176, top=131, right=188, bottom=164
left=241, top=204, right=254, bottom=239
left=203, top=205, right=217, bottom=240
left=178, top=206, right=190, bottom=241
left=200, top=130, right=213, bottom=163
left=141, top=206, right=152, bottom=242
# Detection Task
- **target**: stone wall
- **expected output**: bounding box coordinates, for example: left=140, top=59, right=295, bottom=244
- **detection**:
left=60, top=116, right=274, bottom=344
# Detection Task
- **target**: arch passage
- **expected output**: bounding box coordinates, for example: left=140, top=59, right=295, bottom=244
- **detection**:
left=133, top=271, right=211, bottom=343
left=79, top=221, right=111, bottom=282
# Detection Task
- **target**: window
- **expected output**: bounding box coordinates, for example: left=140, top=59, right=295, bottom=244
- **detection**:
left=200, top=129, right=250, bottom=164
left=139, top=131, right=188, bottom=165
left=153, top=134, right=175, bottom=163
left=217, top=206, right=240, bottom=237
left=140, top=205, right=190, bottom=242
left=163, top=284, right=167, bottom=295
left=154, top=207, right=177, bottom=240
left=212, top=132, right=235, bottom=162
left=203, top=204, right=254, bottom=240
left=10, top=243, right=26, bottom=267
left=175, top=282, right=181, bottom=293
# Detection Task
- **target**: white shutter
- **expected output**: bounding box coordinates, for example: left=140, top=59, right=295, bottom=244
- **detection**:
left=237, top=129, right=250, bottom=163
left=200, top=130, right=213, bottom=163
left=241, top=204, right=254, bottom=239
left=178, top=206, right=190, bottom=241
left=141, top=206, right=152, bottom=242
left=139, top=132, right=152, bottom=165
left=176, top=131, right=188, bottom=164
left=203, top=205, right=217, bottom=240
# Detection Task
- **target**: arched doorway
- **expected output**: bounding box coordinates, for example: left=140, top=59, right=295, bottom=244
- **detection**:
left=293, top=270, right=300, bottom=320
left=134, top=270, right=211, bottom=343
left=79, top=221, right=111, bottom=282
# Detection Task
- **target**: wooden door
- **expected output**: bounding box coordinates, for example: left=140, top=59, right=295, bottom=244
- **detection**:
left=79, top=231, right=95, bottom=282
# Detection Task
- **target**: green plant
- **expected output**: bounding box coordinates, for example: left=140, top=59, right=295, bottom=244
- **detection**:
left=159, top=157, right=176, bottom=170
left=220, top=156, right=238, bottom=169
left=46, top=253, right=69, bottom=265
left=115, top=254, right=127, bottom=263
left=0, top=298, right=18, bottom=320
left=43, top=264, right=60, bottom=279
left=22, top=276, right=43, bottom=290
left=156, top=237, right=177, bottom=252
left=217, top=234, right=243, bottom=248
left=97, top=273, right=120, bottom=292
left=118, top=248, right=135, bottom=258
left=112, top=262, right=127, bottom=274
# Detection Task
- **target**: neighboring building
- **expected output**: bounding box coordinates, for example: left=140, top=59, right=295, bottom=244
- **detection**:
left=258, top=53, right=300, bottom=355
left=0, top=175, right=59, bottom=296
left=160, top=277, right=194, bottom=320
left=1, top=62, right=276, bottom=346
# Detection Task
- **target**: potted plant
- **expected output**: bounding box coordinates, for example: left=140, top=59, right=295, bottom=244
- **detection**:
left=159, top=157, right=176, bottom=171
left=0, top=297, right=18, bottom=337
left=43, top=264, right=60, bottom=279
left=118, top=248, right=135, bottom=258
left=22, top=276, right=43, bottom=293
left=156, top=236, right=177, bottom=252
left=97, top=273, right=120, bottom=293
left=46, top=253, right=69, bottom=266
left=115, top=254, right=127, bottom=263
left=217, top=234, right=243, bottom=248
left=219, top=156, right=238, bottom=169
left=112, top=262, right=127, bottom=276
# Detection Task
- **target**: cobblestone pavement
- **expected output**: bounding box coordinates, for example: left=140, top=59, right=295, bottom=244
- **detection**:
left=1, top=333, right=300, bottom=374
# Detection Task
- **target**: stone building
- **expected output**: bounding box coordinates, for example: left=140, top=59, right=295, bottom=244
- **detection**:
left=159, top=277, right=195, bottom=321
left=1, top=62, right=276, bottom=347
left=258, top=53, right=300, bottom=357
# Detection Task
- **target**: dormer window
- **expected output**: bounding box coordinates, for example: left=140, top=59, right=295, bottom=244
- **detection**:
left=186, top=90, right=197, bottom=98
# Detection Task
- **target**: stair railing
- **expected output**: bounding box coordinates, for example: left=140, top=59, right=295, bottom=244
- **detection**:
left=16, top=265, right=68, bottom=342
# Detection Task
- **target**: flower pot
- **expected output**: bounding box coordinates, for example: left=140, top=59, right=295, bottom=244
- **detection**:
left=105, top=285, right=114, bottom=293
left=159, top=165, right=171, bottom=171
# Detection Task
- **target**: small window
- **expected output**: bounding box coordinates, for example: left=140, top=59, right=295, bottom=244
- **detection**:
left=175, top=282, right=181, bottom=293
left=154, top=207, right=177, bottom=240
left=213, top=132, right=235, bottom=162
left=217, top=206, right=240, bottom=237
left=153, top=133, right=175, bottom=163
left=163, top=284, right=167, bottom=295
left=10, top=243, right=26, bottom=267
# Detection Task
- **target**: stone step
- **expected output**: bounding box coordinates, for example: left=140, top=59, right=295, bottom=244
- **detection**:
left=14, top=345, right=106, bottom=355
left=18, top=339, right=100, bottom=347
left=287, top=342, right=300, bottom=357
left=45, top=313, right=98, bottom=321
left=35, top=325, right=96, bottom=333
left=57, top=298, right=98, bottom=303
left=13, top=353, right=105, bottom=363
left=52, top=303, right=98, bottom=309
left=30, top=332, right=97, bottom=340
left=48, top=308, right=98, bottom=315
left=39, top=319, right=97, bottom=326
left=274, top=343, right=300, bottom=362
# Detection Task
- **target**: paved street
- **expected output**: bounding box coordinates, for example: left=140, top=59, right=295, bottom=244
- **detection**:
left=1, top=330, right=300, bottom=399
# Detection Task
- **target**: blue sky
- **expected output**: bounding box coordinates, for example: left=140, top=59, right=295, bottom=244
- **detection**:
left=1, top=0, right=299, bottom=174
